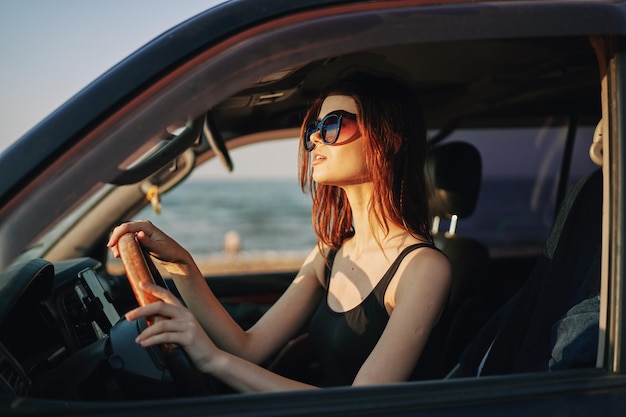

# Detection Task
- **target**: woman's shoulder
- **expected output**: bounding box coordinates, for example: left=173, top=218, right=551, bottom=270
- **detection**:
left=393, top=241, right=451, bottom=286
left=387, top=243, right=449, bottom=303
left=403, top=241, right=442, bottom=255
left=403, top=240, right=450, bottom=271
left=297, top=244, right=333, bottom=287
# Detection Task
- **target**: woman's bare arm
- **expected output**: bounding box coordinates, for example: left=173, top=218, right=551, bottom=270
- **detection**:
left=109, top=221, right=325, bottom=364
left=353, top=247, right=451, bottom=385
left=173, top=247, right=325, bottom=363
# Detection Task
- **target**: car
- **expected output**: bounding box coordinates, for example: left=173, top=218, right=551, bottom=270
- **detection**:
left=1, top=0, right=626, bottom=415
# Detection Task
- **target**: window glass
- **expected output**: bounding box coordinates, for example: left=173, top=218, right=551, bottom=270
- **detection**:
left=437, top=121, right=597, bottom=253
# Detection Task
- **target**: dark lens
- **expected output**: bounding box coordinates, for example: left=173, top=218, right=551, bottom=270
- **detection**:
left=322, top=115, right=340, bottom=145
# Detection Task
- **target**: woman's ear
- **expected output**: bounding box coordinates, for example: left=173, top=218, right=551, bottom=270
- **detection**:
left=589, top=119, right=603, bottom=167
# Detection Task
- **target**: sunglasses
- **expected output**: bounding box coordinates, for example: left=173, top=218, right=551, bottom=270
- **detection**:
left=303, top=110, right=358, bottom=152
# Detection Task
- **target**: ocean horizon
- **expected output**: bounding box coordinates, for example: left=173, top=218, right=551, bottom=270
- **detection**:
left=132, top=178, right=316, bottom=262
left=130, top=177, right=557, bottom=264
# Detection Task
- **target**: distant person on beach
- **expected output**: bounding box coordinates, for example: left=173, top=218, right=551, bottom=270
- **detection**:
left=108, top=71, right=451, bottom=392
left=223, top=230, right=242, bottom=258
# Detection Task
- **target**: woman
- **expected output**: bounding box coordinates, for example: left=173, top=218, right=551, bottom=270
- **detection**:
left=108, top=71, right=451, bottom=392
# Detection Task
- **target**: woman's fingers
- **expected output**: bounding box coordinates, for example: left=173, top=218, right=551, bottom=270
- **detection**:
left=134, top=315, right=196, bottom=347
left=140, top=281, right=181, bottom=305
left=126, top=295, right=205, bottom=353
left=107, top=220, right=159, bottom=257
left=125, top=301, right=175, bottom=322
left=125, top=283, right=184, bottom=320
left=125, top=286, right=195, bottom=348
left=108, top=221, right=191, bottom=268
left=107, top=220, right=147, bottom=246
left=124, top=282, right=218, bottom=371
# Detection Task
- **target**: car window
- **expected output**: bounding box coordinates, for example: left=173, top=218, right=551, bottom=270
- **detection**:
left=107, top=139, right=316, bottom=276
left=107, top=121, right=599, bottom=276
left=437, top=120, right=598, bottom=255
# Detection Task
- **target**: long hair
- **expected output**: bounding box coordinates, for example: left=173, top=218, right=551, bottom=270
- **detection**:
left=298, top=71, right=432, bottom=252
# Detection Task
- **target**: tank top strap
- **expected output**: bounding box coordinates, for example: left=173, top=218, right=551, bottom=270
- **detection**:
left=372, top=242, right=441, bottom=303
left=323, top=249, right=339, bottom=288
left=323, top=242, right=439, bottom=291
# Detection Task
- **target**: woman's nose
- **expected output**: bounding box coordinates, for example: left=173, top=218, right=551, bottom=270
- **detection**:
left=309, top=129, right=323, bottom=146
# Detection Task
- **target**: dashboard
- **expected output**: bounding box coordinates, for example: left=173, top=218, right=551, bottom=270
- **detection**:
left=0, top=257, right=172, bottom=400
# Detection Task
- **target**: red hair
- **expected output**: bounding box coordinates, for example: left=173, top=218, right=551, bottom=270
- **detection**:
left=298, top=72, right=432, bottom=253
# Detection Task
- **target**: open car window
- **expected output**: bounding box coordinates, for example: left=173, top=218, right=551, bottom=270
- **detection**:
left=107, top=139, right=314, bottom=276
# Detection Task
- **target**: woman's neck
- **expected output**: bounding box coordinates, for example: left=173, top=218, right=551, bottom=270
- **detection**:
left=342, top=183, right=413, bottom=255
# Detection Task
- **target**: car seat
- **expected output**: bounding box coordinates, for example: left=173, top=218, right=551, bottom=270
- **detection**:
left=413, top=141, right=491, bottom=379
left=428, top=141, right=489, bottom=324
left=457, top=167, right=602, bottom=376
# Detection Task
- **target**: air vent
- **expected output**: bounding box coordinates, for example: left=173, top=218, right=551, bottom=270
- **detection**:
left=0, top=354, right=30, bottom=396
left=62, top=289, right=97, bottom=348
left=74, top=322, right=98, bottom=347
left=63, top=288, right=85, bottom=316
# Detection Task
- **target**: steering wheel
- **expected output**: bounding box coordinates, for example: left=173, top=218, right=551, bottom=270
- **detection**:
left=117, top=232, right=216, bottom=396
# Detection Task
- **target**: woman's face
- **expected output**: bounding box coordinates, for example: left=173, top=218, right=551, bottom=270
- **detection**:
left=310, top=95, right=370, bottom=186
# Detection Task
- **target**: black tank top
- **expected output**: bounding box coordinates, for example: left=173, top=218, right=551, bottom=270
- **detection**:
left=308, top=243, right=438, bottom=386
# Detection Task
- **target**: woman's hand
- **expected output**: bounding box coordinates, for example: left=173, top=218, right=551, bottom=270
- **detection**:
left=125, top=281, right=221, bottom=374
left=107, top=220, right=195, bottom=276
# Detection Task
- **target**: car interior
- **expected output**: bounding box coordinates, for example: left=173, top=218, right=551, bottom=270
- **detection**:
left=0, top=4, right=610, bottom=404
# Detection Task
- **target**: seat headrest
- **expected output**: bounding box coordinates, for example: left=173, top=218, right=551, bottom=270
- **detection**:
left=427, top=141, right=482, bottom=219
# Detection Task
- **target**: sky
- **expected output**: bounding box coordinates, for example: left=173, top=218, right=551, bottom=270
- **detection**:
left=0, top=0, right=299, bottom=180
left=0, top=1, right=598, bottom=182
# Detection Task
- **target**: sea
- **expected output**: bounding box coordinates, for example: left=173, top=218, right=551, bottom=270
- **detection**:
left=132, top=179, right=317, bottom=262
left=131, top=177, right=561, bottom=262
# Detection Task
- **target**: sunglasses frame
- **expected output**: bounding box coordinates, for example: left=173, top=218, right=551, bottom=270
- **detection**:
left=304, top=110, right=357, bottom=152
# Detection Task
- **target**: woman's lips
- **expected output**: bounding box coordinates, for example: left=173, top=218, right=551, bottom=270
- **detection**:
left=312, top=152, right=326, bottom=165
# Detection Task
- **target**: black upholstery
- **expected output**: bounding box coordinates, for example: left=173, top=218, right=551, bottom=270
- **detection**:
left=413, top=141, right=491, bottom=379
left=460, top=168, right=602, bottom=376
left=428, top=142, right=488, bottom=320
left=429, top=141, right=482, bottom=221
